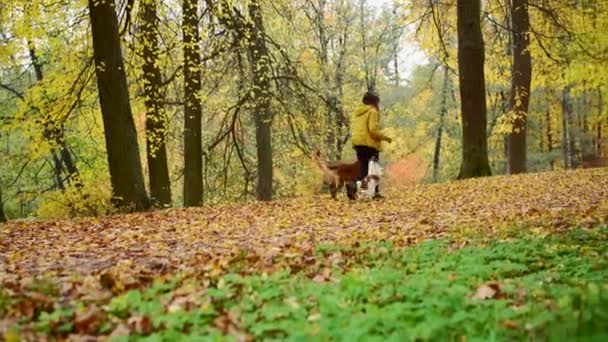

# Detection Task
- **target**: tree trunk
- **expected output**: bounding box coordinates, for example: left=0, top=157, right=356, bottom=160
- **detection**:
left=0, top=187, right=7, bottom=223
left=88, top=0, right=149, bottom=211
left=433, top=65, right=449, bottom=182
left=248, top=0, right=273, bottom=201
left=334, top=22, right=348, bottom=159
left=52, top=153, right=66, bottom=190
left=334, top=83, right=346, bottom=159
left=546, top=109, right=554, bottom=170
left=60, top=146, right=81, bottom=188
left=456, top=0, right=491, bottom=179
left=598, top=88, right=603, bottom=156
left=182, top=0, right=203, bottom=207
left=140, top=0, right=172, bottom=207
left=506, top=0, right=531, bottom=174
left=317, top=0, right=335, bottom=158
left=394, top=51, right=400, bottom=87
left=562, top=86, right=574, bottom=169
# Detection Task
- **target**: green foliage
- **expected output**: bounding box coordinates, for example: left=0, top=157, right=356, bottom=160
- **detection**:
left=3, top=228, right=607, bottom=340
left=35, top=307, right=74, bottom=334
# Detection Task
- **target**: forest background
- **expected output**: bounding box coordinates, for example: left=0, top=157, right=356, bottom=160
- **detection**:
left=0, top=0, right=606, bottom=220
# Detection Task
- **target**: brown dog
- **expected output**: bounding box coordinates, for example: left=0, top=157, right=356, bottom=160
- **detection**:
left=313, top=151, right=360, bottom=198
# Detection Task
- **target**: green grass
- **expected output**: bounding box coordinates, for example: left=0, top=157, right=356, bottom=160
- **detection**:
left=16, top=227, right=607, bottom=341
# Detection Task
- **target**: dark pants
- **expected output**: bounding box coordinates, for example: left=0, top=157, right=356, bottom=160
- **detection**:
left=354, top=146, right=380, bottom=192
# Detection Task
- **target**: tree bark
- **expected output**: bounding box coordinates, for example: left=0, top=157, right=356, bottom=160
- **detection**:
left=433, top=65, right=450, bottom=182
left=0, top=187, right=7, bottom=223
left=394, top=51, right=400, bottom=87
left=598, top=88, right=603, bottom=157
left=562, top=86, right=574, bottom=169
left=456, top=0, right=491, bottom=179
left=506, top=0, right=531, bottom=174
left=140, top=0, right=172, bottom=207
left=88, top=0, right=149, bottom=211
left=545, top=109, right=554, bottom=170
left=248, top=0, right=273, bottom=201
left=182, top=0, right=203, bottom=207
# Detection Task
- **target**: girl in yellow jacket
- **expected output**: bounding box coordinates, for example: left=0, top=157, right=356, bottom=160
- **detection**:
left=349, top=91, right=392, bottom=199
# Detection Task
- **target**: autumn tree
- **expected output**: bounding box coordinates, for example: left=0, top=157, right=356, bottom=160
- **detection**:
left=28, top=44, right=82, bottom=190
left=88, top=0, right=150, bottom=211
left=303, top=0, right=352, bottom=159
left=248, top=0, right=274, bottom=201
left=182, top=0, right=204, bottom=207
left=456, top=0, right=491, bottom=179
left=432, top=65, right=451, bottom=182
left=506, top=0, right=532, bottom=174
left=139, top=0, right=172, bottom=207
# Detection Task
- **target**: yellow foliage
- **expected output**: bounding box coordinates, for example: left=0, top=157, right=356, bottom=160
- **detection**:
left=36, top=171, right=113, bottom=220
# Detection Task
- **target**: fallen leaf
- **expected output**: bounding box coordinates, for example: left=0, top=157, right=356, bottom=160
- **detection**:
left=108, top=323, right=130, bottom=338
left=74, top=306, right=104, bottom=334
left=472, top=282, right=502, bottom=300
left=128, top=315, right=152, bottom=335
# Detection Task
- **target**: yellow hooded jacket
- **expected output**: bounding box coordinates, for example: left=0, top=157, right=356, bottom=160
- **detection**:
left=351, top=104, right=390, bottom=150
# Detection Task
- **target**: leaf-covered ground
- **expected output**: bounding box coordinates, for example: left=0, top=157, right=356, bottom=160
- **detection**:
left=1, top=168, right=608, bottom=340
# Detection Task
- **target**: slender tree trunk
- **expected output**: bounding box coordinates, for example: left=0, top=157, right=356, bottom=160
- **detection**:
left=52, top=153, right=66, bottom=190
left=248, top=0, right=273, bottom=201
left=0, top=187, right=7, bottom=223
left=182, top=0, right=203, bottom=207
left=314, top=0, right=337, bottom=159
left=562, top=86, right=573, bottom=169
left=140, top=0, right=172, bottom=207
left=456, top=0, right=491, bottom=179
left=598, top=88, right=603, bottom=156
left=334, top=21, right=348, bottom=159
left=433, top=65, right=450, bottom=182
left=334, top=79, right=346, bottom=159
left=568, top=97, right=577, bottom=168
left=318, top=0, right=333, bottom=157
left=546, top=109, right=554, bottom=170
left=88, top=0, right=150, bottom=211
left=506, top=0, right=532, bottom=174
left=394, top=51, right=400, bottom=87
left=583, top=87, right=589, bottom=134
left=60, top=146, right=81, bottom=188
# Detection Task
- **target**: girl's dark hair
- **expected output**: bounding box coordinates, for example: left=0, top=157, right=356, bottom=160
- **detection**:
left=362, top=91, right=380, bottom=110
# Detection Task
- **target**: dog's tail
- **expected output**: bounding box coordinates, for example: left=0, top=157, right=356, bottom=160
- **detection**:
left=312, top=150, right=340, bottom=186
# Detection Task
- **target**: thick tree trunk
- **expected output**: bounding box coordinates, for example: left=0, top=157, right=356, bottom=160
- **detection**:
left=88, top=0, right=149, bottom=211
left=432, top=65, right=450, bottom=182
left=248, top=0, right=273, bottom=201
left=182, top=0, right=203, bottom=207
left=456, top=0, right=491, bottom=179
left=0, top=188, right=7, bottom=223
left=506, top=0, right=531, bottom=174
left=140, top=0, right=172, bottom=207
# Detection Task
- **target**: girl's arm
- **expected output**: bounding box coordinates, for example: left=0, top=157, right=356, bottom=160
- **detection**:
left=368, top=109, right=391, bottom=142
